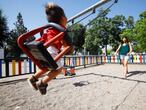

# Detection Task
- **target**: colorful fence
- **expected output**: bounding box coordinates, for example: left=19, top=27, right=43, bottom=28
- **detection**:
left=63, top=55, right=102, bottom=67
left=0, top=54, right=146, bottom=78
left=0, top=57, right=36, bottom=78
left=102, top=54, right=146, bottom=64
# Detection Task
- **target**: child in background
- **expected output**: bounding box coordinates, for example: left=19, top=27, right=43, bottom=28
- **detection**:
left=27, top=3, right=71, bottom=95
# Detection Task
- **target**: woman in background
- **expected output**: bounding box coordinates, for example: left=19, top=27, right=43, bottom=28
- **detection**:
left=115, top=37, right=132, bottom=78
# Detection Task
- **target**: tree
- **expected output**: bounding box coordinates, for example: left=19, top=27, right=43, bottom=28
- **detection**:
left=120, top=16, right=135, bottom=41
left=84, top=9, right=126, bottom=54
left=139, top=11, right=146, bottom=19
left=84, top=27, right=101, bottom=55
left=109, top=15, right=126, bottom=51
left=84, top=9, right=111, bottom=55
left=67, top=23, right=86, bottom=52
left=7, top=13, right=28, bottom=57
left=121, top=11, right=146, bottom=53
left=133, top=11, right=146, bottom=52
left=125, top=16, right=134, bottom=29
left=0, top=9, right=9, bottom=48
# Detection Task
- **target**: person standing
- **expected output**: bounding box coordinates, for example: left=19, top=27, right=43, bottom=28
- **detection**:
left=115, top=37, right=132, bottom=78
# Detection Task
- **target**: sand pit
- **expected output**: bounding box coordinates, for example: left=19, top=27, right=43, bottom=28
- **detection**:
left=0, top=64, right=146, bottom=110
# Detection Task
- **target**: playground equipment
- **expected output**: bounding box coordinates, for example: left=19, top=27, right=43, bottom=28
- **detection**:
left=17, top=0, right=118, bottom=72
left=17, top=23, right=71, bottom=71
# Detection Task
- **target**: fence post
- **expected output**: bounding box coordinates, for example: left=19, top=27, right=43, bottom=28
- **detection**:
left=23, top=59, right=27, bottom=74
left=18, top=60, right=22, bottom=75
left=84, top=55, right=86, bottom=68
left=143, top=54, right=146, bottom=64
left=5, top=59, right=9, bottom=77
left=108, top=56, right=111, bottom=63
left=63, top=56, right=66, bottom=67
left=73, top=56, right=76, bottom=67
left=12, top=60, right=16, bottom=76
left=100, top=56, right=102, bottom=64
left=29, top=59, right=32, bottom=73
left=34, top=64, right=36, bottom=73
left=0, top=60, right=2, bottom=78
left=131, top=55, right=134, bottom=63
left=95, top=56, right=97, bottom=65
left=96, top=56, right=98, bottom=65
left=79, top=57, right=81, bottom=66
left=140, top=55, right=142, bottom=64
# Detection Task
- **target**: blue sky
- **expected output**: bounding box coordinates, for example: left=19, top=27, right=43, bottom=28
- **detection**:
left=0, top=0, right=146, bottom=31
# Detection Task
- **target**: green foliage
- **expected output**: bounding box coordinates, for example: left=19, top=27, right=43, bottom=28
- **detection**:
left=6, top=13, right=28, bottom=57
left=120, top=11, right=146, bottom=53
left=125, top=16, right=134, bottom=29
left=84, top=28, right=101, bottom=55
left=133, top=11, right=146, bottom=52
left=107, top=49, right=111, bottom=55
left=67, top=23, right=86, bottom=51
left=0, top=9, right=9, bottom=48
left=84, top=9, right=146, bottom=54
left=109, top=15, right=126, bottom=50
left=84, top=8, right=126, bottom=54
left=139, top=11, right=146, bottom=19
left=84, top=9, right=110, bottom=55
left=120, top=16, right=135, bottom=40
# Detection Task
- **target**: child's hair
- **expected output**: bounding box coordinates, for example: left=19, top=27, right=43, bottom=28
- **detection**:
left=45, top=3, right=66, bottom=24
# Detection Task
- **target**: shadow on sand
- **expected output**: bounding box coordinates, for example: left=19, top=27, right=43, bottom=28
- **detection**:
left=57, top=72, right=146, bottom=84
left=73, top=81, right=90, bottom=87
left=127, top=71, right=146, bottom=77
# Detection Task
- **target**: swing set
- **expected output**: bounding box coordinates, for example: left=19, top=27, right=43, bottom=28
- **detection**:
left=17, top=0, right=118, bottom=72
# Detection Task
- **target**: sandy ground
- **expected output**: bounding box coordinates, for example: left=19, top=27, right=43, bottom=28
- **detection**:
left=0, top=64, right=146, bottom=110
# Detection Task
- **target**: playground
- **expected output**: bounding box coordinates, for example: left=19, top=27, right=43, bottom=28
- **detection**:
left=0, top=64, right=146, bottom=110
left=1, top=0, right=146, bottom=110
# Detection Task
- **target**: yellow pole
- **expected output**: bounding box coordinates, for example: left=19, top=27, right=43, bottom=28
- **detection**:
left=12, top=60, right=16, bottom=76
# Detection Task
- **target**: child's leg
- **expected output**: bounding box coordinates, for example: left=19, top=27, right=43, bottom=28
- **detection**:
left=28, top=69, right=48, bottom=90
left=36, top=46, right=63, bottom=95
left=36, top=67, right=62, bottom=95
left=34, top=69, right=48, bottom=79
left=43, top=67, right=62, bottom=84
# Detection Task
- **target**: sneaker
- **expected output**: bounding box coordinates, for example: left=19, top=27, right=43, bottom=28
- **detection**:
left=27, top=75, right=38, bottom=91
left=36, top=80, right=48, bottom=95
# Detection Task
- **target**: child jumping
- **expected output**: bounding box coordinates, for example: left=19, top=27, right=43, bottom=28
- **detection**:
left=27, top=3, right=71, bottom=95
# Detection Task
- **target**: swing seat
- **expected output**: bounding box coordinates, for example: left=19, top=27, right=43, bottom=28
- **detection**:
left=24, top=41, right=58, bottom=70
left=18, top=23, right=71, bottom=70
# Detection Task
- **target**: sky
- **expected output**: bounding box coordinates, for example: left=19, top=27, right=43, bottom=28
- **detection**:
left=0, top=0, right=146, bottom=31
